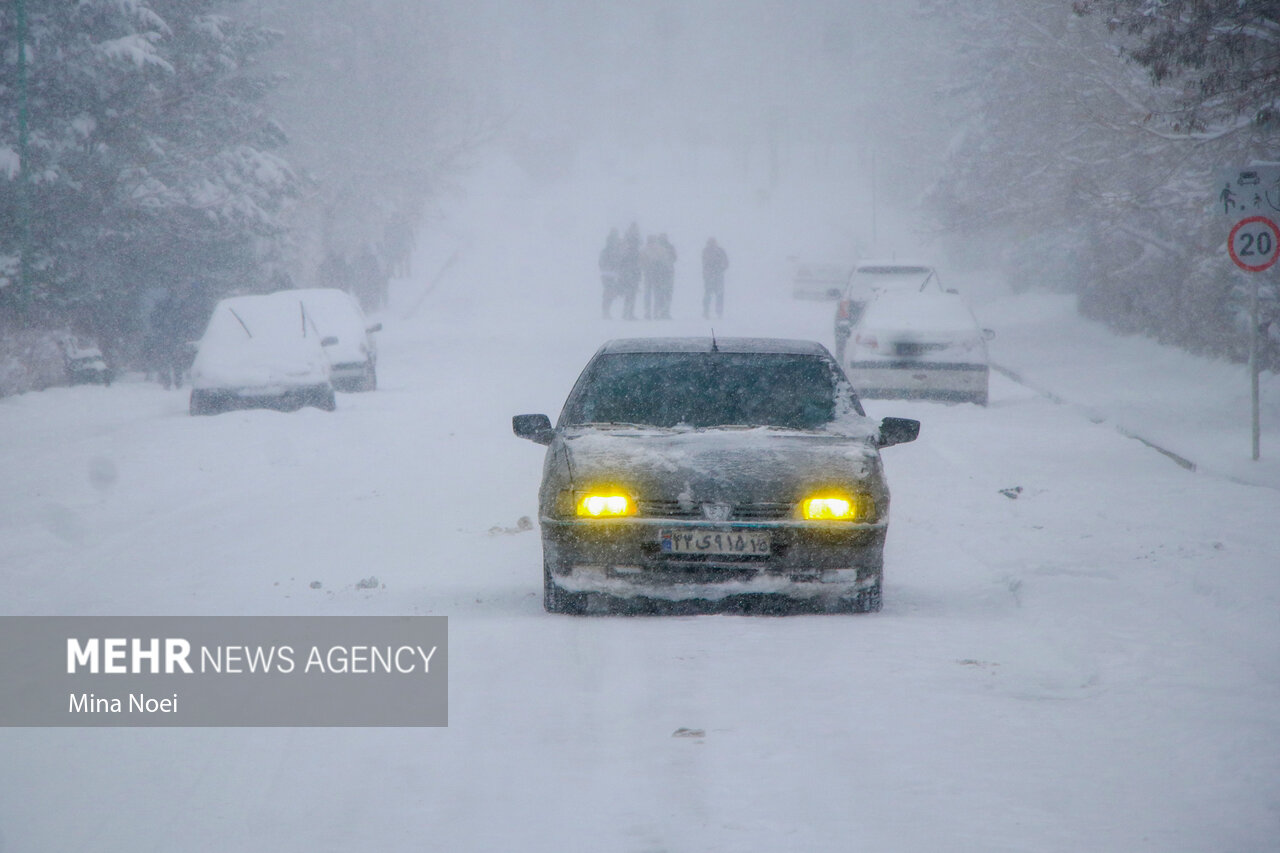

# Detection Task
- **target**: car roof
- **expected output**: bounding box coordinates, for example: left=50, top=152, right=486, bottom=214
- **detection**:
left=287, top=288, right=363, bottom=308
left=598, top=337, right=830, bottom=356
left=860, top=290, right=978, bottom=330
left=854, top=259, right=934, bottom=273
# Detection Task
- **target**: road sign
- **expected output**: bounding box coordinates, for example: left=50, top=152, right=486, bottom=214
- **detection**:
left=1219, top=165, right=1280, bottom=225
left=1218, top=166, right=1280, bottom=462
left=1227, top=215, right=1280, bottom=272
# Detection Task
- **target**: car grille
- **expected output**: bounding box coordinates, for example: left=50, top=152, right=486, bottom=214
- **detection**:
left=636, top=500, right=794, bottom=521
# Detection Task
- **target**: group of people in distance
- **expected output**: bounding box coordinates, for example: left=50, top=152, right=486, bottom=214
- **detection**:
left=599, top=224, right=729, bottom=321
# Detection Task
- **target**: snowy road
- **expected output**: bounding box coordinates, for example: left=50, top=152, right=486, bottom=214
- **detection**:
left=2, top=251, right=1278, bottom=852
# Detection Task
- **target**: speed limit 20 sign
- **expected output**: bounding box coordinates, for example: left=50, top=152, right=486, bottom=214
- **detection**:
left=1220, top=165, right=1280, bottom=272
left=1228, top=215, right=1280, bottom=272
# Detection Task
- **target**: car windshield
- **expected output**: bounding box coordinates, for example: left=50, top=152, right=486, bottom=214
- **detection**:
left=560, top=352, right=842, bottom=430
left=852, top=266, right=937, bottom=292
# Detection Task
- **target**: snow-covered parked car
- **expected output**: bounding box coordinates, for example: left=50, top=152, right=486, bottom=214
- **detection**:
left=188, top=293, right=337, bottom=415
left=58, top=335, right=112, bottom=386
left=844, top=290, right=994, bottom=406
left=834, top=260, right=944, bottom=360
left=790, top=260, right=853, bottom=300
left=513, top=337, right=920, bottom=615
left=288, top=288, right=382, bottom=392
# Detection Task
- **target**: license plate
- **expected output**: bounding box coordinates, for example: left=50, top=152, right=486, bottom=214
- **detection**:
left=659, top=529, right=771, bottom=556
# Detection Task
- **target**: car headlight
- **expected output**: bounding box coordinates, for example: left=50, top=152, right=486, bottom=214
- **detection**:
left=576, top=491, right=637, bottom=518
left=801, top=494, right=874, bottom=521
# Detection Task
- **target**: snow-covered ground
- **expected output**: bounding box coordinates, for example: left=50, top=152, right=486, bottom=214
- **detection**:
left=1, top=156, right=1278, bottom=851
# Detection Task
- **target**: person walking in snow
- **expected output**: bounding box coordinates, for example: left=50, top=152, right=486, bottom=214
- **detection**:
left=618, top=223, right=642, bottom=320
left=655, top=233, right=677, bottom=319
left=599, top=228, right=624, bottom=319
left=641, top=235, right=664, bottom=320
left=702, top=237, right=728, bottom=320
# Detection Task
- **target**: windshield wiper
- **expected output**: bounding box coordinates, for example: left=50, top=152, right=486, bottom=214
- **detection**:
left=228, top=308, right=252, bottom=338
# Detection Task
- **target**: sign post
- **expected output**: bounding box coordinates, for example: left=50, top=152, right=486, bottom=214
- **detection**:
left=1219, top=166, right=1280, bottom=461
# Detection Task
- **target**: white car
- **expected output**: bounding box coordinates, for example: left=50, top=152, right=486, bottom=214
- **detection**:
left=288, top=288, right=381, bottom=392
left=790, top=260, right=853, bottom=300
left=834, top=260, right=944, bottom=360
left=188, top=293, right=336, bottom=415
left=844, top=290, right=993, bottom=406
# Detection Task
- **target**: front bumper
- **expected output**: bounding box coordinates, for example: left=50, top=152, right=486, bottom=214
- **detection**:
left=191, top=383, right=332, bottom=412
left=543, top=517, right=885, bottom=602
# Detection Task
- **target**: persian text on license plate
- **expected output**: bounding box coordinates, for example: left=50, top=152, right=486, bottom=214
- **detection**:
left=659, top=529, right=771, bottom=556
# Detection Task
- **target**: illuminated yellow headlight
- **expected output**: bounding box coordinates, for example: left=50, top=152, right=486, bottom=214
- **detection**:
left=577, top=493, right=637, bottom=518
left=802, top=495, right=871, bottom=521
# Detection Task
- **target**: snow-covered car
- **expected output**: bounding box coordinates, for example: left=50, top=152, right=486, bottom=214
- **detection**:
left=844, top=290, right=993, bottom=406
left=790, top=260, right=853, bottom=300
left=834, top=260, right=943, bottom=360
left=188, top=292, right=337, bottom=415
left=288, top=288, right=382, bottom=392
left=513, top=337, right=920, bottom=615
left=58, top=335, right=112, bottom=386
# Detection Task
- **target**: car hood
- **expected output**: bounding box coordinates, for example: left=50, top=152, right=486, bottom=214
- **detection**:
left=559, top=426, right=883, bottom=506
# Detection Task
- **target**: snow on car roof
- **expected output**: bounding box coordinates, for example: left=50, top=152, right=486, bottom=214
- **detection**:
left=859, top=290, right=980, bottom=332
left=285, top=288, right=366, bottom=330
left=853, top=259, right=935, bottom=274
left=599, top=337, right=831, bottom=356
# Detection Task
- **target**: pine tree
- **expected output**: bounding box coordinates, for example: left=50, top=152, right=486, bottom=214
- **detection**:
left=0, top=0, right=294, bottom=349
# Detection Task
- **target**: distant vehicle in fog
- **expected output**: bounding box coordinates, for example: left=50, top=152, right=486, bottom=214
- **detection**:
left=288, top=288, right=382, bottom=392
left=834, top=260, right=944, bottom=360
left=188, top=293, right=336, bottom=416
left=513, top=336, right=920, bottom=615
left=789, top=260, right=853, bottom=301
left=844, top=290, right=993, bottom=406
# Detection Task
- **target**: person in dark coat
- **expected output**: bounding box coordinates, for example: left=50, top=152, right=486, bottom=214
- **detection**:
left=599, top=228, right=624, bottom=319
left=656, top=233, right=677, bottom=319
left=148, top=286, right=203, bottom=389
left=702, top=237, right=729, bottom=320
left=618, top=223, right=642, bottom=320
left=640, top=235, right=663, bottom=320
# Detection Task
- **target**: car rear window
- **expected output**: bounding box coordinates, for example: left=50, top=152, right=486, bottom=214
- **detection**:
left=560, top=352, right=842, bottom=429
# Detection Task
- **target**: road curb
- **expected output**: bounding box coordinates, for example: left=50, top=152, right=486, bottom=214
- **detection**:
left=990, top=363, right=1197, bottom=472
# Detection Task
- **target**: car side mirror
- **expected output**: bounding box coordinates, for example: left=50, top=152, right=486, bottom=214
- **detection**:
left=366, top=322, right=383, bottom=334
left=321, top=336, right=339, bottom=347
left=878, top=417, right=920, bottom=448
left=982, top=328, right=996, bottom=341
left=513, top=413, right=555, bottom=445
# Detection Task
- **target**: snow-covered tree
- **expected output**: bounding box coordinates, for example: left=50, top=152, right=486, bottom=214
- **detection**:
left=0, top=0, right=294, bottom=348
left=925, top=0, right=1279, bottom=363
left=1078, top=0, right=1280, bottom=133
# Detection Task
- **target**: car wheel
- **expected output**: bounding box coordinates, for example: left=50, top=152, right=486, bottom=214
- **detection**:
left=543, top=561, right=588, bottom=615
left=314, top=387, right=337, bottom=412
left=356, top=364, right=377, bottom=392
left=830, top=578, right=882, bottom=613
left=189, top=390, right=220, bottom=416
